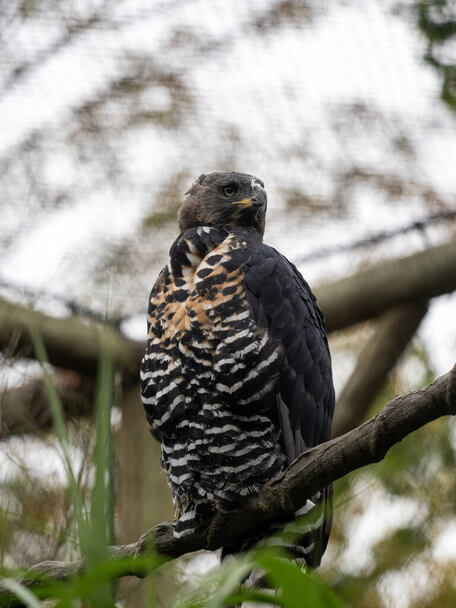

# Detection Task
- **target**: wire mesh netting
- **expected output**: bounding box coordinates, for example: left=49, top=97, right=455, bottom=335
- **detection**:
left=1, top=1, right=456, bottom=607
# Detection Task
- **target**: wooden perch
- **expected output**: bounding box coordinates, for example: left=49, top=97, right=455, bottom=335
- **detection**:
left=9, top=364, right=455, bottom=593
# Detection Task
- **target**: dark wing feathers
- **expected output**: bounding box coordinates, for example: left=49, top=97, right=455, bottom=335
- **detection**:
left=244, top=241, right=334, bottom=566
left=244, top=242, right=334, bottom=462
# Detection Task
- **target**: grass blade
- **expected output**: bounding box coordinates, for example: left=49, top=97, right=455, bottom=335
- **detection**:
left=28, top=327, right=85, bottom=542
left=254, top=549, right=344, bottom=608
left=1, top=578, right=43, bottom=608
left=83, top=350, right=115, bottom=606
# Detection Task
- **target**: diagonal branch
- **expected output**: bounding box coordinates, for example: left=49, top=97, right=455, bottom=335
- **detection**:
left=5, top=364, right=454, bottom=597
left=332, top=299, right=429, bottom=437
left=316, top=238, right=456, bottom=333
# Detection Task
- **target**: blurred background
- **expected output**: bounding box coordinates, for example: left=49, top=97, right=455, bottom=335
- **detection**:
left=1, top=0, right=456, bottom=606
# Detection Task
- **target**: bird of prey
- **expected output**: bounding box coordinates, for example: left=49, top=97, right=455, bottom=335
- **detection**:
left=140, top=171, right=335, bottom=566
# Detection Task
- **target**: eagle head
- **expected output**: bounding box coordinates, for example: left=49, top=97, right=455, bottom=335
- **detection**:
left=178, top=171, right=267, bottom=236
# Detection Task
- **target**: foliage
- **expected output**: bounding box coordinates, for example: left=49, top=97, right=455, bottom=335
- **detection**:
left=0, top=334, right=121, bottom=606
left=412, top=0, right=456, bottom=109
left=323, top=346, right=456, bottom=608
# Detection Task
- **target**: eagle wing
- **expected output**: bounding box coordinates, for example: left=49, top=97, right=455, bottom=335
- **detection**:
left=243, top=243, right=335, bottom=566
left=244, top=244, right=335, bottom=459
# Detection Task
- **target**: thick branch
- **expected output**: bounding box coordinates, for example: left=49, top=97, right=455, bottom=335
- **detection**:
left=0, top=241, right=455, bottom=381
left=10, top=365, right=455, bottom=592
left=0, top=297, right=143, bottom=378
left=315, top=238, right=456, bottom=333
left=332, top=300, right=429, bottom=437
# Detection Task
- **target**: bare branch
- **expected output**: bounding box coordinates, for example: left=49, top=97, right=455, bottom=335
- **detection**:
left=316, top=238, right=456, bottom=333
left=0, top=296, right=143, bottom=378
left=2, top=364, right=453, bottom=602
left=332, top=299, right=429, bottom=437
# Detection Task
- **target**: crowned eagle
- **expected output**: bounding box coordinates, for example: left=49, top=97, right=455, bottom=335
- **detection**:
left=140, top=171, right=335, bottom=565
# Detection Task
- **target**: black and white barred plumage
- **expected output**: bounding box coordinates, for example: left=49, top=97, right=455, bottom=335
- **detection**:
left=140, top=172, right=335, bottom=566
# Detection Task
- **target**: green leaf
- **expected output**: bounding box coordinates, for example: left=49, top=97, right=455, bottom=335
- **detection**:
left=175, top=554, right=253, bottom=608
left=204, top=558, right=252, bottom=608
left=42, top=555, right=164, bottom=606
left=1, top=578, right=43, bottom=608
left=82, top=350, right=115, bottom=606
left=254, top=549, right=344, bottom=608
left=83, top=350, right=114, bottom=566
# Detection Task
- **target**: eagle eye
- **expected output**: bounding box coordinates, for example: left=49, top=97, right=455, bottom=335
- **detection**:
left=222, top=183, right=238, bottom=197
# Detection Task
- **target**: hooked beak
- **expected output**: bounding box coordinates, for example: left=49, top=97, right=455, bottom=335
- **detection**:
left=251, top=184, right=267, bottom=209
left=232, top=185, right=267, bottom=209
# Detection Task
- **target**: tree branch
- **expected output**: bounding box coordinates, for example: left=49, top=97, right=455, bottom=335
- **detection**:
left=316, top=238, right=456, bottom=333
left=1, top=239, right=455, bottom=383
left=332, top=299, right=429, bottom=437
left=5, top=365, right=454, bottom=597
left=0, top=296, right=143, bottom=378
